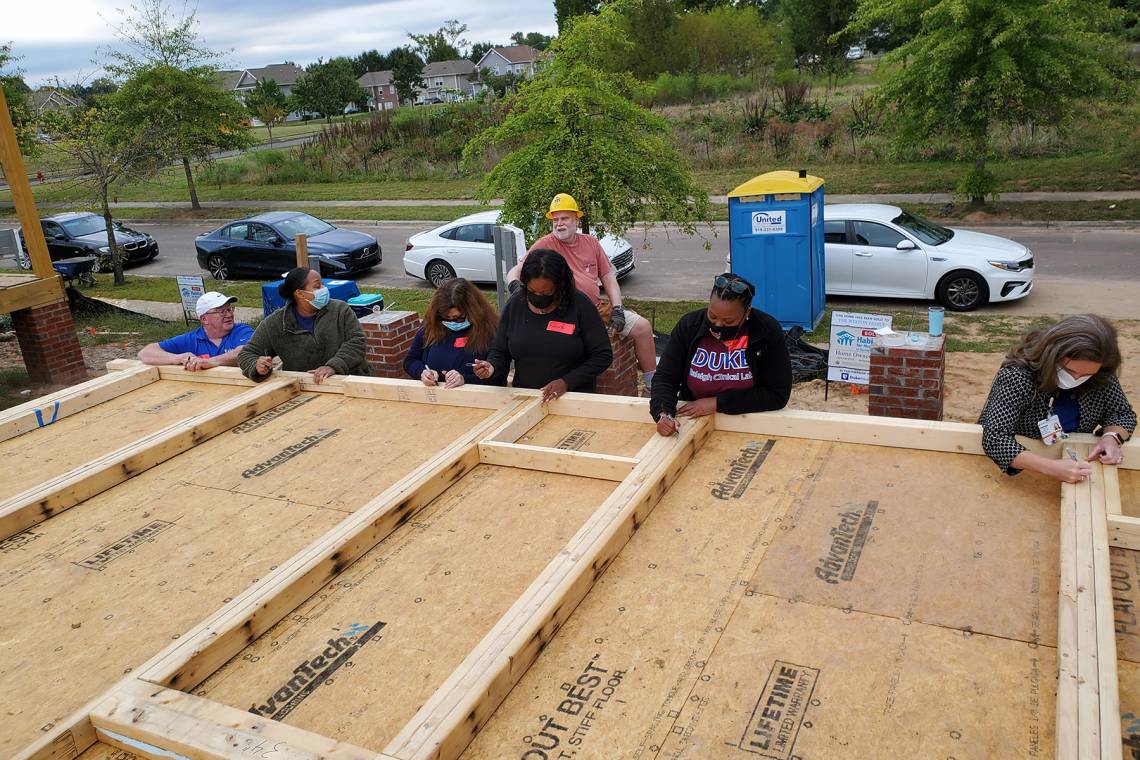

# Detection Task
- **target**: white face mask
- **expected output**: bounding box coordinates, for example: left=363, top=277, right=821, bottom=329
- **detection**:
left=1056, top=367, right=1091, bottom=390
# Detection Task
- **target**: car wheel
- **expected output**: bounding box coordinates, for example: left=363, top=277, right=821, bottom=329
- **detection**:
left=16, top=252, right=31, bottom=270
left=207, top=255, right=229, bottom=280
left=936, top=270, right=988, bottom=312
left=426, top=259, right=456, bottom=288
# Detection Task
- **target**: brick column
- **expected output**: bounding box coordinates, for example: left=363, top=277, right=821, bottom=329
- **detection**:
left=868, top=335, right=945, bottom=421
left=595, top=330, right=639, bottom=397
left=361, top=310, right=421, bottom=379
left=11, top=299, right=88, bottom=386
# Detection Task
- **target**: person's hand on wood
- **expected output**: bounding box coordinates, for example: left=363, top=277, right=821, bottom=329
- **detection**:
left=183, top=355, right=214, bottom=372
left=676, top=397, right=716, bottom=418
left=541, top=378, right=568, bottom=404
left=421, top=368, right=438, bottom=386
left=442, top=369, right=464, bottom=389
left=1088, top=433, right=1125, bottom=465
left=656, top=413, right=679, bottom=437
left=308, top=365, right=336, bottom=384
left=472, top=359, right=494, bottom=380
left=1049, top=457, right=1093, bottom=483
left=254, top=355, right=274, bottom=377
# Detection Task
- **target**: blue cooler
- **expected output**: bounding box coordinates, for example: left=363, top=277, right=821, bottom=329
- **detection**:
left=347, top=293, right=384, bottom=317
left=261, top=278, right=361, bottom=316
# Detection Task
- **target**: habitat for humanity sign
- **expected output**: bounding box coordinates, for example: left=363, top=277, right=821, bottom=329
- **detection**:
left=828, top=311, right=892, bottom=385
left=750, top=210, right=786, bottom=235
left=176, top=275, right=205, bottom=322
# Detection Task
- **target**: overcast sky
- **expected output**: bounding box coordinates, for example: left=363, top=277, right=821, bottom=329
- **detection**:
left=5, top=0, right=559, bottom=87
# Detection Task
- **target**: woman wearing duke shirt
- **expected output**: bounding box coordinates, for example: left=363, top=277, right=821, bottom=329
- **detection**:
left=650, top=273, right=792, bottom=435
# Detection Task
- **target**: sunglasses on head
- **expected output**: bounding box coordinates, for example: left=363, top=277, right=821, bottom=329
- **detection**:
left=713, top=274, right=754, bottom=297
left=439, top=311, right=466, bottom=321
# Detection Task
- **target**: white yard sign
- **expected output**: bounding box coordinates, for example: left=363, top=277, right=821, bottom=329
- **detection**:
left=827, top=310, right=892, bottom=384
left=750, top=210, right=786, bottom=235
left=176, top=275, right=206, bottom=322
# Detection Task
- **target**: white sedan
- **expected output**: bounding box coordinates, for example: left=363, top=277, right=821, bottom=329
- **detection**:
left=824, top=204, right=1035, bottom=311
left=403, top=211, right=636, bottom=287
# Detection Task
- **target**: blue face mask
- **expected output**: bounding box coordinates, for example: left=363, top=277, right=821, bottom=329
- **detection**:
left=443, top=319, right=471, bottom=332
left=308, top=286, right=330, bottom=309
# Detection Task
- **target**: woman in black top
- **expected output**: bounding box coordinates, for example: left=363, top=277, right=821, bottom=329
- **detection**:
left=650, top=273, right=792, bottom=436
left=979, top=314, right=1134, bottom=482
left=473, top=249, right=612, bottom=402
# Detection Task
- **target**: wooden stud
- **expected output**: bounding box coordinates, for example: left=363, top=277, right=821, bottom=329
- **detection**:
left=478, top=441, right=637, bottom=481
left=1057, top=462, right=1080, bottom=759
left=1104, top=466, right=1122, bottom=516
left=0, top=87, right=54, bottom=280
left=0, top=378, right=299, bottom=540
left=1108, top=515, right=1140, bottom=550
left=0, top=276, right=67, bottom=314
left=112, top=362, right=347, bottom=393
left=136, top=398, right=532, bottom=692
left=548, top=392, right=650, bottom=423
left=91, top=679, right=387, bottom=760
left=1090, top=462, right=1122, bottom=760
left=344, top=375, right=519, bottom=410
left=483, top=396, right=546, bottom=443
left=385, top=415, right=714, bottom=760
left=295, top=233, right=309, bottom=269
left=0, top=364, right=159, bottom=442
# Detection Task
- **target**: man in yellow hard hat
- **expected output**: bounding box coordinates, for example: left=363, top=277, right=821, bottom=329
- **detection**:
left=507, top=193, right=657, bottom=394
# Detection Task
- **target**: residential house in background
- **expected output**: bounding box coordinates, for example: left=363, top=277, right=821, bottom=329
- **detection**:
left=358, top=70, right=399, bottom=110
left=218, top=63, right=307, bottom=121
left=27, top=89, right=81, bottom=116
left=417, top=59, right=479, bottom=103
left=475, top=45, right=540, bottom=79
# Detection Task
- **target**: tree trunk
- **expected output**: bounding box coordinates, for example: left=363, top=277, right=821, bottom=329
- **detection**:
left=182, top=156, right=200, bottom=210
left=971, top=156, right=986, bottom=206
left=101, top=196, right=125, bottom=286
left=266, top=124, right=274, bottom=147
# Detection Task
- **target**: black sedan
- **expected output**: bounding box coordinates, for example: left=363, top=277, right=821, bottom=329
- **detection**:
left=194, top=212, right=381, bottom=280
left=18, top=211, right=158, bottom=272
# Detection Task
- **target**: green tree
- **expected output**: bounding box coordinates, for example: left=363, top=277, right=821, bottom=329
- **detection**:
left=464, top=0, right=710, bottom=241
left=245, top=78, right=287, bottom=145
left=291, top=58, right=368, bottom=122
left=39, top=102, right=166, bottom=284
left=480, top=67, right=524, bottom=97
left=779, top=0, right=856, bottom=58
left=102, top=0, right=223, bottom=75
left=0, top=43, right=34, bottom=155
left=667, top=6, right=785, bottom=75
left=469, top=42, right=497, bottom=64
left=409, top=19, right=469, bottom=63
left=849, top=0, right=1130, bottom=203
left=510, top=31, right=554, bottom=50
left=555, top=0, right=601, bottom=32
left=391, top=48, right=425, bottom=105
left=351, top=49, right=388, bottom=77
left=114, top=64, right=253, bottom=209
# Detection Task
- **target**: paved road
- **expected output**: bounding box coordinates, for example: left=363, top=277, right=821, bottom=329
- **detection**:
left=14, top=220, right=1140, bottom=319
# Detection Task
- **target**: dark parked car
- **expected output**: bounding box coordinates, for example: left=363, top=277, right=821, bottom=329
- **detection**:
left=194, top=212, right=381, bottom=280
left=18, top=211, right=158, bottom=272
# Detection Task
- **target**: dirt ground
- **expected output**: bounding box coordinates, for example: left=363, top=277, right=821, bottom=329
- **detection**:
left=2, top=324, right=1139, bottom=423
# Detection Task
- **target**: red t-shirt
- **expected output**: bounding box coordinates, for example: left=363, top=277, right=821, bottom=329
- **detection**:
left=527, top=233, right=611, bottom=305
left=686, top=334, right=754, bottom=399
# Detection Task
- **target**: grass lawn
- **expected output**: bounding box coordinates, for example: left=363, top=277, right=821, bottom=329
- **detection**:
left=74, top=273, right=1060, bottom=353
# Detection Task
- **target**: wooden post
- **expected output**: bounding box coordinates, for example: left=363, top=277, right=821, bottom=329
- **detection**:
left=296, top=233, right=309, bottom=269
left=0, top=87, right=56, bottom=280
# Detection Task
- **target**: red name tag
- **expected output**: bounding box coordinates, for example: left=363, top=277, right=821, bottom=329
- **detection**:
left=454, top=337, right=468, bottom=348
left=547, top=321, right=576, bottom=335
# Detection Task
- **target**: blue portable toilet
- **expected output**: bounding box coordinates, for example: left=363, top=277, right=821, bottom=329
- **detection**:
left=727, top=169, right=825, bottom=331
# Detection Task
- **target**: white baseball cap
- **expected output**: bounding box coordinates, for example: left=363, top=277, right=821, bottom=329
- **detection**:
left=196, top=292, right=238, bottom=318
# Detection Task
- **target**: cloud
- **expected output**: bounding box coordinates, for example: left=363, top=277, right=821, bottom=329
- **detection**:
left=9, top=0, right=556, bottom=86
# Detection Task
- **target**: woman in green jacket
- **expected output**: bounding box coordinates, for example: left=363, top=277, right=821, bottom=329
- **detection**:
left=239, top=267, right=370, bottom=383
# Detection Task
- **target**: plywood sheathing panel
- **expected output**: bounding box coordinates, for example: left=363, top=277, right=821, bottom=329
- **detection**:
left=0, top=380, right=237, bottom=498
left=656, top=595, right=1054, bottom=759
left=190, top=465, right=614, bottom=750
left=751, top=440, right=1060, bottom=646
left=462, top=431, right=822, bottom=759
left=0, top=392, right=488, bottom=757
left=1116, top=658, right=1140, bottom=753
left=180, top=393, right=489, bottom=512
left=514, top=414, right=654, bottom=458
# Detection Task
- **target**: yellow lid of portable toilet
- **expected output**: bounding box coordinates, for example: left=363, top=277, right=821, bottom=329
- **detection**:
left=729, top=170, right=825, bottom=198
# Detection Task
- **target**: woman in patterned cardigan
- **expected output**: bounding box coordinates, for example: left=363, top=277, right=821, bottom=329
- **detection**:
left=979, top=314, right=1134, bottom=482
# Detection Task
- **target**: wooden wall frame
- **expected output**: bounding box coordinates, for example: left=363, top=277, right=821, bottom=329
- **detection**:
left=7, top=361, right=1132, bottom=760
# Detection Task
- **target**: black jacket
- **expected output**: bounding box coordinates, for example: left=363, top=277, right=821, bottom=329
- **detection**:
left=650, top=307, right=792, bottom=421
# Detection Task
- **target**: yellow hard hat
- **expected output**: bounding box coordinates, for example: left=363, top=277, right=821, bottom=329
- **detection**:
left=546, top=193, right=583, bottom=219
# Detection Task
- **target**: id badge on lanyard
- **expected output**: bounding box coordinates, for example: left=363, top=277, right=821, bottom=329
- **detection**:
left=1037, top=397, right=1068, bottom=446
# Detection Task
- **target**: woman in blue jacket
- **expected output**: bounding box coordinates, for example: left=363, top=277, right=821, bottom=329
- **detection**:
left=404, top=277, right=501, bottom=388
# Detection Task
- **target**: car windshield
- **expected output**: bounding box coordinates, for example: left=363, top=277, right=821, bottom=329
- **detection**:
left=273, top=214, right=334, bottom=240
left=891, top=211, right=953, bottom=245
left=60, top=215, right=108, bottom=237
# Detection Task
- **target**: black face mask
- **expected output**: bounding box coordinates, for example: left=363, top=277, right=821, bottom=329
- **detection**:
left=527, top=291, right=556, bottom=309
left=709, top=321, right=743, bottom=341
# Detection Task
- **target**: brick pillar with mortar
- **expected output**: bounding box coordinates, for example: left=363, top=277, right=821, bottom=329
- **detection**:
left=595, top=330, right=639, bottom=397
left=868, top=336, right=945, bottom=421
left=11, top=299, right=88, bottom=386
left=361, top=310, right=422, bottom=379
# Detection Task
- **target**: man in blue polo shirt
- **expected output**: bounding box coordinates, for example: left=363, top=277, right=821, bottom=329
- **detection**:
left=137, top=292, right=254, bottom=371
